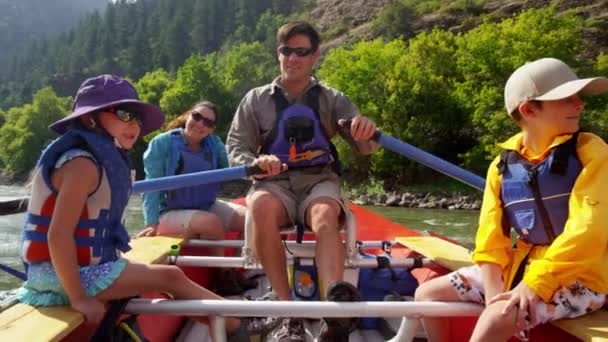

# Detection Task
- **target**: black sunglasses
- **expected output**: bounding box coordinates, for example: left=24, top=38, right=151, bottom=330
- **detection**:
left=278, top=46, right=315, bottom=57
left=191, top=111, right=216, bottom=128
left=106, top=108, right=140, bottom=123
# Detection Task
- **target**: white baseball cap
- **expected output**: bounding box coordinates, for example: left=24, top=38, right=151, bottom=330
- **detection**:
left=504, top=58, right=608, bottom=115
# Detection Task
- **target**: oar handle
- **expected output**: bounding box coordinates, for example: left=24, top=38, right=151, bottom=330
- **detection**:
left=338, top=119, right=381, bottom=141
left=339, top=119, right=485, bottom=191
left=245, top=164, right=264, bottom=176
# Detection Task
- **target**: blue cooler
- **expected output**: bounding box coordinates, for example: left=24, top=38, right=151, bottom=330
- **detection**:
left=357, top=253, right=418, bottom=329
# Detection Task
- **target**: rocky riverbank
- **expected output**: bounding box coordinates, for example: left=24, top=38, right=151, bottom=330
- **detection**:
left=220, top=179, right=482, bottom=211
left=348, top=191, right=481, bottom=210
left=0, top=173, right=20, bottom=186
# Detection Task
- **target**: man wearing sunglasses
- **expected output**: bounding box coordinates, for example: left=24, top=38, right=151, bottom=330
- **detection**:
left=227, top=21, right=379, bottom=342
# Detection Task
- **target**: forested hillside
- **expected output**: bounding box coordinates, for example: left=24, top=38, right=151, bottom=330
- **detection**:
left=0, top=0, right=108, bottom=68
left=1, top=0, right=608, bottom=189
left=0, top=0, right=296, bottom=110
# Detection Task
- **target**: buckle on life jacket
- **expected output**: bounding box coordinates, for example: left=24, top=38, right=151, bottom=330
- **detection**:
left=288, top=149, right=329, bottom=163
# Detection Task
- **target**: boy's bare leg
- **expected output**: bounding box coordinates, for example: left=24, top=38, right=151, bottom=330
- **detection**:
left=414, top=275, right=462, bottom=342
left=470, top=300, right=518, bottom=342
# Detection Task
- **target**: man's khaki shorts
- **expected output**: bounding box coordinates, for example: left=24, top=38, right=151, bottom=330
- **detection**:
left=246, top=171, right=347, bottom=227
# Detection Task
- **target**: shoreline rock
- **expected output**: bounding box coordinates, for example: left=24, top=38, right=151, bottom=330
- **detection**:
left=348, top=190, right=481, bottom=210
left=0, top=172, right=22, bottom=186
left=218, top=179, right=482, bottom=210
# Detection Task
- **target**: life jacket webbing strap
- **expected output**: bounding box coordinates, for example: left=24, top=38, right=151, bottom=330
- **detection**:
left=25, top=213, right=101, bottom=229
left=509, top=249, right=530, bottom=290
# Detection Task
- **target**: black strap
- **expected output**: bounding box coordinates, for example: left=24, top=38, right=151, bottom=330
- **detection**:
left=497, top=150, right=532, bottom=175
left=509, top=251, right=531, bottom=290
left=296, top=223, right=305, bottom=244
left=91, top=297, right=136, bottom=342
left=550, top=131, right=579, bottom=175
left=261, top=87, right=297, bottom=154
left=381, top=240, right=392, bottom=256
left=412, top=257, right=423, bottom=269
left=376, top=255, right=397, bottom=282
left=496, top=150, right=509, bottom=175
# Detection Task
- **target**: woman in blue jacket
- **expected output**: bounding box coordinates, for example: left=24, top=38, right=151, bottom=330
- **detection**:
left=139, top=101, right=246, bottom=245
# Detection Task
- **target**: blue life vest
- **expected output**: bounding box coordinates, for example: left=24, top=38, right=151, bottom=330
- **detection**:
left=22, top=129, right=132, bottom=266
left=498, top=133, right=581, bottom=245
left=263, top=85, right=339, bottom=171
left=162, top=129, right=219, bottom=212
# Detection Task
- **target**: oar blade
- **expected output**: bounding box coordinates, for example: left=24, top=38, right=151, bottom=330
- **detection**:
left=0, top=197, right=29, bottom=216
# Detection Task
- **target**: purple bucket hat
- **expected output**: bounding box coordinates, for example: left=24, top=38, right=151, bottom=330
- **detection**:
left=49, top=74, right=165, bottom=135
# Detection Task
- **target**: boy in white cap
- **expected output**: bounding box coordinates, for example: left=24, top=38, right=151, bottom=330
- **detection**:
left=415, top=58, right=608, bottom=342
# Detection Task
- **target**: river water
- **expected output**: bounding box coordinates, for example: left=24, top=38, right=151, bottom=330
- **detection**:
left=0, top=185, right=479, bottom=290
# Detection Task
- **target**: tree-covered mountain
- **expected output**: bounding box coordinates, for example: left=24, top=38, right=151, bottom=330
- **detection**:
left=0, top=0, right=296, bottom=110
left=0, top=0, right=108, bottom=67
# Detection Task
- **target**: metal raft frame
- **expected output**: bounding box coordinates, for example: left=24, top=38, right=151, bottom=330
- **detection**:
left=153, top=227, right=481, bottom=342
left=125, top=299, right=484, bottom=342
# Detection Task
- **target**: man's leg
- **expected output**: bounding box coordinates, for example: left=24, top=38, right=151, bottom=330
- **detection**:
left=306, top=197, right=344, bottom=293
left=248, top=190, right=292, bottom=300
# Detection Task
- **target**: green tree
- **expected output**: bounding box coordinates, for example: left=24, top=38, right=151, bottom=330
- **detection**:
left=0, top=88, right=70, bottom=177
left=160, top=55, right=234, bottom=137
left=135, top=69, right=174, bottom=107
left=317, top=39, right=406, bottom=179
left=379, top=30, right=468, bottom=182
left=453, top=7, right=583, bottom=171
left=213, top=42, right=277, bottom=98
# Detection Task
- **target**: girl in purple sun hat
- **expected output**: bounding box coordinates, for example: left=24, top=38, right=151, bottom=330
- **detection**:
left=19, top=74, right=247, bottom=338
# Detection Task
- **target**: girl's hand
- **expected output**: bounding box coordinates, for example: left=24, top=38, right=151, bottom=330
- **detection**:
left=71, top=296, right=106, bottom=326
left=135, top=224, right=158, bottom=238
left=488, top=281, right=539, bottom=329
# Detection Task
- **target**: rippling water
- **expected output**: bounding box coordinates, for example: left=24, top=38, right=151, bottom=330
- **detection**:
left=0, top=185, right=479, bottom=290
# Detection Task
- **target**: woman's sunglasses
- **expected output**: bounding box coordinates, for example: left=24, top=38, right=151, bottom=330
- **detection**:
left=191, top=111, right=216, bottom=128
left=106, top=108, right=140, bottom=123
left=278, top=46, right=314, bottom=57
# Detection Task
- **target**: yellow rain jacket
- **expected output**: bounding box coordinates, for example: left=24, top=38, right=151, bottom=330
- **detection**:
left=472, top=132, right=608, bottom=302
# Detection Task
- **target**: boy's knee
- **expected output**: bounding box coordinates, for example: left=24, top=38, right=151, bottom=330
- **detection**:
left=414, top=282, right=434, bottom=301
left=414, top=277, right=453, bottom=302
